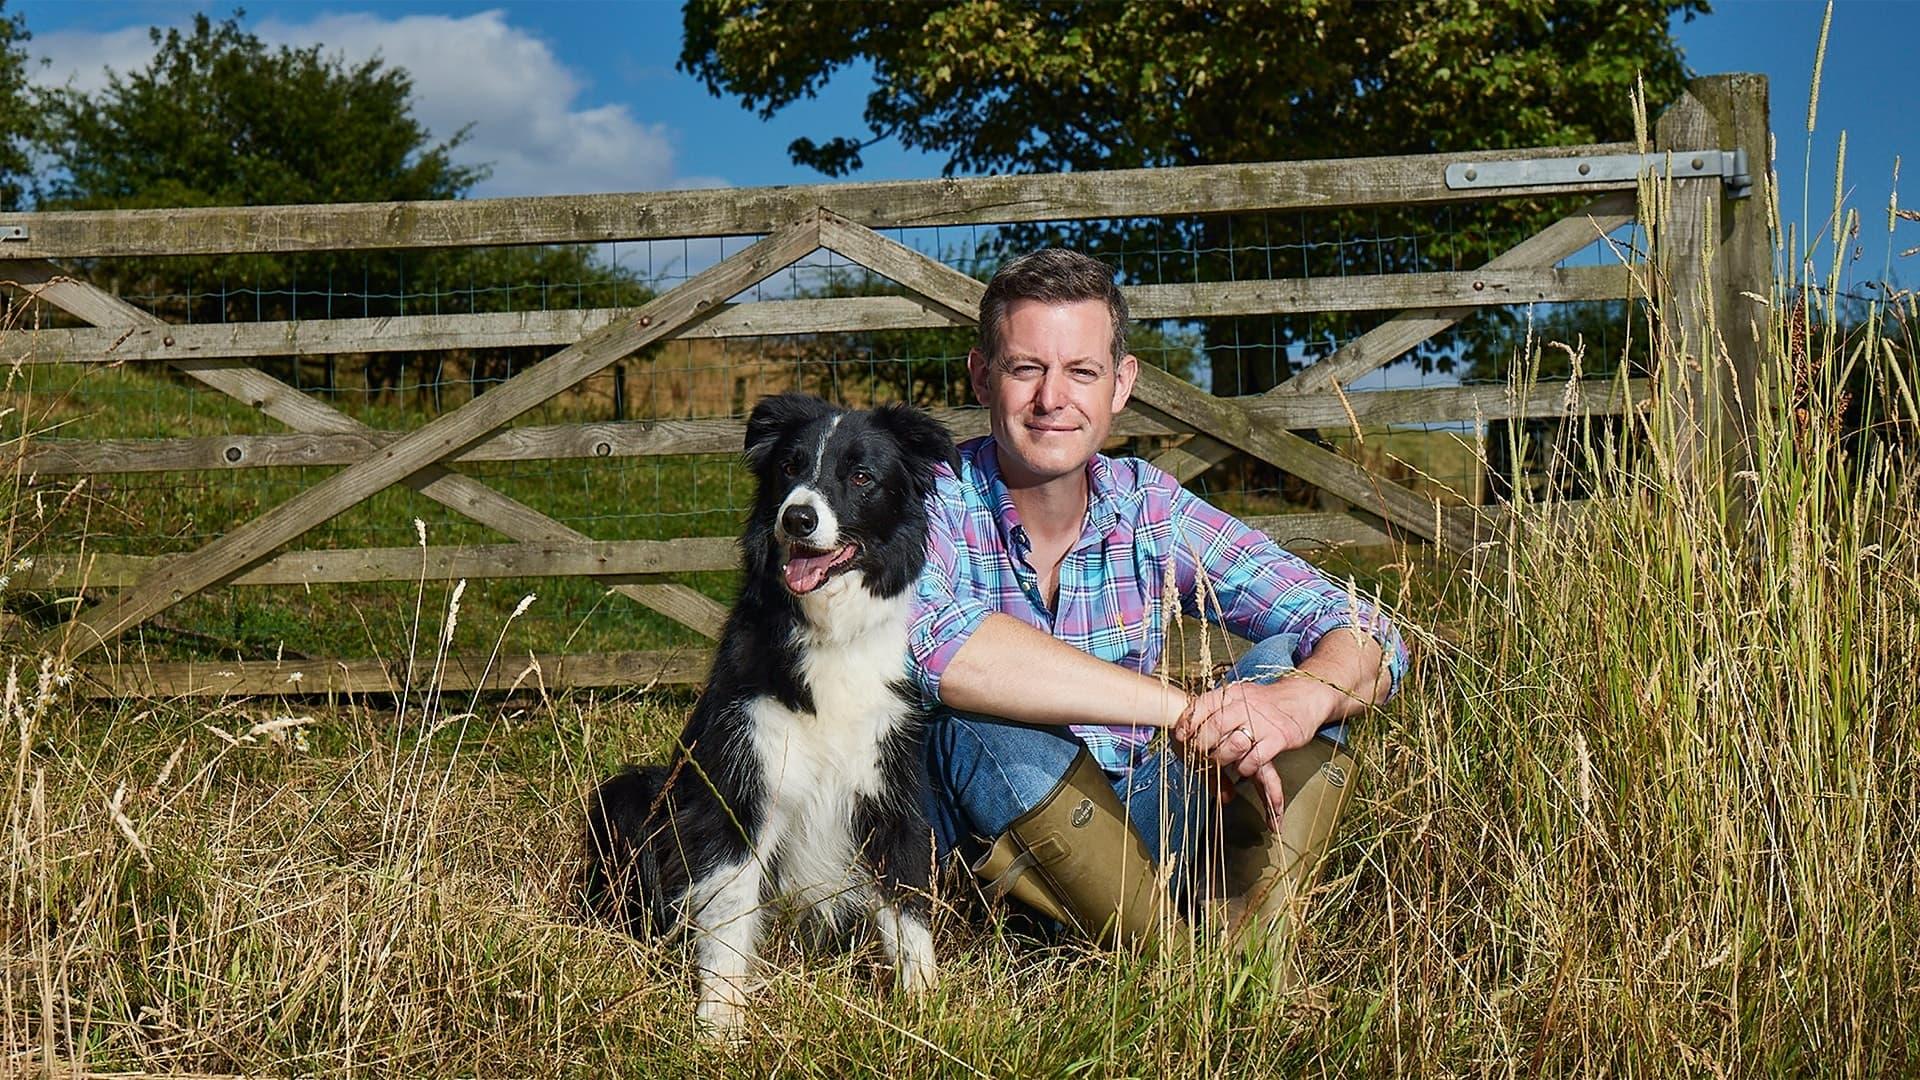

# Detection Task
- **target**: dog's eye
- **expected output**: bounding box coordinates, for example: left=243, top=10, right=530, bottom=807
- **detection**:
left=782, top=458, right=803, bottom=478
left=850, top=469, right=873, bottom=488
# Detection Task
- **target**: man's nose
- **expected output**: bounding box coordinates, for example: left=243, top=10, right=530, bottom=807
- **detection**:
left=1034, top=368, right=1069, bottom=412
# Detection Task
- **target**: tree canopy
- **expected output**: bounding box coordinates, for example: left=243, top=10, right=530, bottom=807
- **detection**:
left=0, top=0, right=32, bottom=212
left=13, top=11, right=647, bottom=410
left=35, top=13, right=481, bottom=211
left=683, top=0, right=1706, bottom=178
left=682, top=0, right=1706, bottom=396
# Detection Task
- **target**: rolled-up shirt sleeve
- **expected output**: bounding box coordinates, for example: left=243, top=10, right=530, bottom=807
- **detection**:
left=907, top=469, right=993, bottom=702
left=1167, top=482, right=1411, bottom=700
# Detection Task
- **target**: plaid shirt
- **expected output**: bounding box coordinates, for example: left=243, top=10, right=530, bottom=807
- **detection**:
left=909, top=436, right=1410, bottom=774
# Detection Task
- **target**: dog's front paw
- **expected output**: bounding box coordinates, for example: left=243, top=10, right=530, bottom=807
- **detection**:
left=879, top=906, right=938, bottom=995
left=897, top=954, right=939, bottom=995
left=892, top=922, right=938, bottom=995
left=696, top=986, right=748, bottom=1035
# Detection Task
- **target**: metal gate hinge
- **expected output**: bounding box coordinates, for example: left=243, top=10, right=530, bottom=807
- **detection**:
left=1446, top=149, right=1752, bottom=199
left=0, top=224, right=26, bottom=242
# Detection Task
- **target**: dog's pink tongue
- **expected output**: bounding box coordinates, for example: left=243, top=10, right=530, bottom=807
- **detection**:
left=783, top=545, right=854, bottom=594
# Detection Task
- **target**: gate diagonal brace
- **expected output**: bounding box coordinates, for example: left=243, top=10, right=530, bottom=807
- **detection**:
left=1150, top=192, right=1638, bottom=489
left=816, top=212, right=1476, bottom=552
left=2, top=261, right=730, bottom=641
left=44, top=212, right=825, bottom=656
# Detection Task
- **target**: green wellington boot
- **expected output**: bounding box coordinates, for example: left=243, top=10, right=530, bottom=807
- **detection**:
left=971, top=747, right=1174, bottom=944
left=1219, top=734, right=1356, bottom=947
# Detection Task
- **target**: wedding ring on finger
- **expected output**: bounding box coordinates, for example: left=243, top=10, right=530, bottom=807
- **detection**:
left=1237, top=725, right=1254, bottom=744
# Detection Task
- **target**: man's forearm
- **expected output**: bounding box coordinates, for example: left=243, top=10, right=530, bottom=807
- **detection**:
left=937, top=613, right=1191, bottom=729
left=1292, top=626, right=1393, bottom=721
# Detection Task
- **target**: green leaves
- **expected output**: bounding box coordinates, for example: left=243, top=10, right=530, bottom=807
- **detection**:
left=681, top=0, right=1706, bottom=395
left=682, top=0, right=1705, bottom=177
left=34, top=13, right=481, bottom=213
left=0, top=0, right=30, bottom=212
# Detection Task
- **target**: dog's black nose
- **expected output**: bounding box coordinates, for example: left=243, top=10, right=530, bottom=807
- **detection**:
left=782, top=503, right=818, bottom=538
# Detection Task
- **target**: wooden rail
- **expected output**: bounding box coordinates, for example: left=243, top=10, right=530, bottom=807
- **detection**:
left=23, top=537, right=742, bottom=590
left=65, top=506, right=1522, bottom=698
left=18, top=379, right=1650, bottom=476
left=24, top=507, right=1451, bottom=596
left=0, top=143, right=1635, bottom=259
left=0, top=266, right=1629, bottom=366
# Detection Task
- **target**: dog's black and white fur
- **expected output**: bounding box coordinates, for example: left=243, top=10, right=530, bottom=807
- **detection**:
left=584, top=393, right=957, bottom=1029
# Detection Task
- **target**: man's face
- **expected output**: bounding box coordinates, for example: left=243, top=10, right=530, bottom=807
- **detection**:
left=969, top=297, right=1138, bottom=489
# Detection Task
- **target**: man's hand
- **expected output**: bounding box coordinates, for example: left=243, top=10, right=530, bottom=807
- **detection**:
left=1173, top=677, right=1343, bottom=828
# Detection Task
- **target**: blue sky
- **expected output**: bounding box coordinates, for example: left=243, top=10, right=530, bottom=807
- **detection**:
left=13, top=0, right=1916, bottom=286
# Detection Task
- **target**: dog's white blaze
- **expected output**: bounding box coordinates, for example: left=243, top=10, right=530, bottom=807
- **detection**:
left=811, top=413, right=843, bottom=477
left=687, top=855, right=765, bottom=1030
left=774, top=414, right=847, bottom=548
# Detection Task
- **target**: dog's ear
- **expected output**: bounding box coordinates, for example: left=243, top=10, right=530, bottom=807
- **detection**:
left=745, top=393, right=836, bottom=471
left=872, top=403, right=960, bottom=496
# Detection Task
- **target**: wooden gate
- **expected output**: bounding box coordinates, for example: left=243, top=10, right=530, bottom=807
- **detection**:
left=0, top=75, right=1768, bottom=697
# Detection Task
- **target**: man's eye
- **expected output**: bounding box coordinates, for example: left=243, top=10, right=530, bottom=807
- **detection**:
left=1073, top=368, right=1099, bottom=381
left=1010, top=364, right=1043, bottom=378
left=850, top=469, right=874, bottom=488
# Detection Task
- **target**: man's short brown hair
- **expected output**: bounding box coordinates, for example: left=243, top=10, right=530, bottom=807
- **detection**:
left=977, top=249, right=1129, bottom=366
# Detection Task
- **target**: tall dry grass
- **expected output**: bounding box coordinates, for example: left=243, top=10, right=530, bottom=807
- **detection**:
left=4, top=123, right=1918, bottom=1080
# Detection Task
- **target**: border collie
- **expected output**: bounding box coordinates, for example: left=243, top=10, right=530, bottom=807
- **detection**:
left=584, top=392, right=957, bottom=1030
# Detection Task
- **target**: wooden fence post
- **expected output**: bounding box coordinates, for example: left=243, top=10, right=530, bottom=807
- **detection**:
left=1652, top=73, right=1771, bottom=482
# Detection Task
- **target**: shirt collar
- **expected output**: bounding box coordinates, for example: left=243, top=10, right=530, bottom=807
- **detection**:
left=973, top=438, right=1121, bottom=554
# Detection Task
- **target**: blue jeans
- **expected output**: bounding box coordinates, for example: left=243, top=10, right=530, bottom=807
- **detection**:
left=921, top=633, right=1346, bottom=897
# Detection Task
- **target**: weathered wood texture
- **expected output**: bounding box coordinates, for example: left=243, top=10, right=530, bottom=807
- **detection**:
left=53, top=217, right=823, bottom=655
left=19, top=378, right=1649, bottom=476
left=1689, top=73, right=1771, bottom=461
left=1153, top=192, right=1640, bottom=481
left=24, top=537, right=741, bottom=589
left=0, top=142, right=1634, bottom=259
left=2, top=117, right=1748, bottom=691
left=77, top=648, right=716, bottom=697
left=9, top=260, right=731, bottom=641
left=0, top=267, right=1629, bottom=366
left=1651, top=91, right=1724, bottom=480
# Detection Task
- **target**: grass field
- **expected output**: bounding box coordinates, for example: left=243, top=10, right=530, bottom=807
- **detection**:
left=5, top=171, right=1919, bottom=1074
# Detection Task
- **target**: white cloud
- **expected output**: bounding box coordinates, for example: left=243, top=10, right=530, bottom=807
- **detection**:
left=26, top=24, right=157, bottom=98
left=25, top=9, right=722, bottom=198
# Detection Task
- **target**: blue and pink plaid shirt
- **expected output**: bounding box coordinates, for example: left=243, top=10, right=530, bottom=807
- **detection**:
left=908, top=436, right=1410, bottom=775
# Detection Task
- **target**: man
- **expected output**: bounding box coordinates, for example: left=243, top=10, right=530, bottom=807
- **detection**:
left=908, top=248, right=1409, bottom=944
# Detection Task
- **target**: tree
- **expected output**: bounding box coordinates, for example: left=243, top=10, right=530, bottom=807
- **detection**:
left=0, top=0, right=31, bottom=212
left=31, top=14, right=648, bottom=411
left=681, top=0, right=1706, bottom=400
left=37, top=13, right=478, bottom=211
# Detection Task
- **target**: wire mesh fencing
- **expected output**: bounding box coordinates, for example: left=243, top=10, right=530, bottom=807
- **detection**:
left=0, top=195, right=1649, bottom=670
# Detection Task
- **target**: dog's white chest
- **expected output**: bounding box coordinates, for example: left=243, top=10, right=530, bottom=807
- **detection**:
left=747, top=578, right=915, bottom=872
